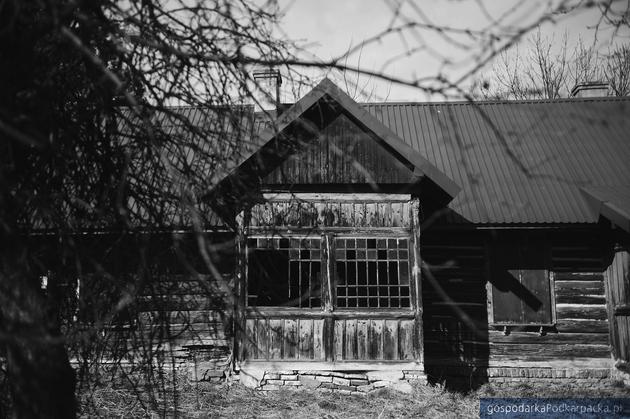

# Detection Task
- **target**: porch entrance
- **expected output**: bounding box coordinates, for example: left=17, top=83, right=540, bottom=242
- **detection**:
left=235, top=194, right=423, bottom=370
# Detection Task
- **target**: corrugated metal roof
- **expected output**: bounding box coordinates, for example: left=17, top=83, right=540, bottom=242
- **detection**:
left=111, top=92, right=629, bottom=228
left=363, top=98, right=630, bottom=224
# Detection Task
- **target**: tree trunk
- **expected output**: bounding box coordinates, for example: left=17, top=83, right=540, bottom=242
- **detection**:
left=1, top=266, right=77, bottom=418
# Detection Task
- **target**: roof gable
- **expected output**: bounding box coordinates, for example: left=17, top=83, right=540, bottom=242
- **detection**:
left=217, top=78, right=460, bottom=199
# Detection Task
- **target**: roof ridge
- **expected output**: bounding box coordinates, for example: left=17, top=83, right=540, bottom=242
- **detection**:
left=361, top=96, right=630, bottom=106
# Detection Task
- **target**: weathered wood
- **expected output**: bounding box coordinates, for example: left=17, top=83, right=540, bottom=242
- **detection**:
left=556, top=295, right=606, bottom=304
left=555, top=304, right=608, bottom=320
left=324, top=317, right=334, bottom=362
left=256, top=318, right=269, bottom=359
left=398, top=320, right=414, bottom=360
left=313, top=319, right=324, bottom=360
left=250, top=197, right=413, bottom=229
left=139, top=310, right=226, bottom=325
left=268, top=319, right=283, bottom=359
left=244, top=319, right=257, bottom=359
left=605, top=248, right=630, bottom=363
left=383, top=320, right=398, bottom=360
left=488, top=343, right=611, bottom=360
left=370, top=320, right=384, bottom=360
left=555, top=319, right=609, bottom=333
left=299, top=319, right=314, bottom=360
left=240, top=360, right=421, bottom=371
left=488, top=330, right=609, bottom=345
left=263, top=114, right=418, bottom=186
left=235, top=210, right=248, bottom=363
left=245, top=309, right=415, bottom=319
left=262, top=193, right=412, bottom=202
left=334, top=319, right=344, bottom=361
left=284, top=319, right=298, bottom=359
left=343, top=319, right=357, bottom=360
left=553, top=272, right=604, bottom=281
left=357, top=319, right=368, bottom=359
left=322, top=234, right=333, bottom=313
left=410, top=198, right=423, bottom=363
left=555, top=280, right=604, bottom=293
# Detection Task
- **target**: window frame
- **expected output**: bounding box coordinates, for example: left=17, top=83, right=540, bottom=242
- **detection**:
left=486, top=270, right=556, bottom=327
left=486, top=236, right=557, bottom=327
left=245, top=232, right=413, bottom=311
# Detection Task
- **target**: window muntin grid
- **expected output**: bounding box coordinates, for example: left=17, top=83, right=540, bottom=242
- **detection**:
left=247, top=237, right=322, bottom=308
left=335, top=237, right=410, bottom=308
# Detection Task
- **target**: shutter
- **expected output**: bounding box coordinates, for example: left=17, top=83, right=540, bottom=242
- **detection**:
left=490, top=235, right=553, bottom=325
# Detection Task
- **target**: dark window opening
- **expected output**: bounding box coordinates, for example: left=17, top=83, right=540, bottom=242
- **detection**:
left=247, top=237, right=321, bottom=308
left=335, top=237, right=410, bottom=308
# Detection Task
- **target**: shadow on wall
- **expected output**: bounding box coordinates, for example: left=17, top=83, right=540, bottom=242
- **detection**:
left=421, top=231, right=490, bottom=392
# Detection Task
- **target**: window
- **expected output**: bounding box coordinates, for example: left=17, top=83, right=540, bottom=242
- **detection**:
left=488, top=237, right=554, bottom=325
left=335, top=237, right=410, bottom=308
left=247, top=237, right=322, bottom=308
left=247, top=235, right=411, bottom=309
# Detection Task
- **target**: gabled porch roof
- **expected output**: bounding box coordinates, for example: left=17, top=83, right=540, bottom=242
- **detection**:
left=213, top=78, right=461, bottom=203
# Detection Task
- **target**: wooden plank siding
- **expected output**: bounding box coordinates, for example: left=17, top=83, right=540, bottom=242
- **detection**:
left=422, top=230, right=612, bottom=386
left=243, top=316, right=416, bottom=361
left=263, top=114, right=418, bottom=186
left=250, top=198, right=412, bottom=229
left=604, top=247, right=630, bottom=363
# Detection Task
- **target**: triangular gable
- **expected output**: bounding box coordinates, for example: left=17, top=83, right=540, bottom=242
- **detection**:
left=209, top=79, right=460, bottom=213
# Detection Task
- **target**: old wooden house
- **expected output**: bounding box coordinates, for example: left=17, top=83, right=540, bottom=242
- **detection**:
left=97, top=77, right=630, bottom=391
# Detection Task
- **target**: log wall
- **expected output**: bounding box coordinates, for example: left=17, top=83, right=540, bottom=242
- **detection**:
left=605, top=247, right=630, bottom=367
left=422, top=230, right=613, bottom=389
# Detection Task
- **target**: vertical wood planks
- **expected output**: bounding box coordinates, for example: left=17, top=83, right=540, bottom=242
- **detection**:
left=284, top=319, right=298, bottom=359
left=313, top=319, right=325, bottom=360
left=256, top=318, right=269, bottom=359
left=357, top=319, right=369, bottom=359
left=268, top=319, right=283, bottom=359
left=605, top=248, right=630, bottom=362
left=398, top=320, right=415, bottom=360
left=369, top=319, right=384, bottom=359
left=244, top=319, right=257, bottom=359
left=344, top=319, right=358, bottom=360
left=334, top=319, right=345, bottom=360
left=298, top=319, right=314, bottom=359
left=383, top=320, right=398, bottom=360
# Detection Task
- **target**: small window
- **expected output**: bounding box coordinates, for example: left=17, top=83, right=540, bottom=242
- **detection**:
left=335, top=237, right=410, bottom=308
left=488, top=238, right=554, bottom=325
left=247, top=237, right=322, bottom=308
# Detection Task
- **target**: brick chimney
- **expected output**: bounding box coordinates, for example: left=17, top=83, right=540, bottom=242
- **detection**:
left=252, top=67, right=282, bottom=112
left=570, top=82, right=610, bottom=98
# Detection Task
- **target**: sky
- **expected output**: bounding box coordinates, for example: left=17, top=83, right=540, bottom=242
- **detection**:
left=276, top=0, right=630, bottom=101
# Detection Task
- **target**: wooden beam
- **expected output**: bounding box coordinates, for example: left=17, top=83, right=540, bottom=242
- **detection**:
left=262, top=192, right=412, bottom=202
left=234, top=210, right=249, bottom=366
left=239, top=360, right=422, bottom=371
left=410, top=197, right=423, bottom=364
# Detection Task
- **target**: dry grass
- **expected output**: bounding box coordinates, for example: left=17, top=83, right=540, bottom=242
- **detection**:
left=80, top=378, right=629, bottom=418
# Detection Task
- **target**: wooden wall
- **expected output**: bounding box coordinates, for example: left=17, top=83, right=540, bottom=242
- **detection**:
left=264, top=114, right=417, bottom=185
left=422, top=229, right=612, bottom=388
left=243, top=314, right=417, bottom=362
left=250, top=197, right=412, bottom=229
left=605, top=247, right=630, bottom=364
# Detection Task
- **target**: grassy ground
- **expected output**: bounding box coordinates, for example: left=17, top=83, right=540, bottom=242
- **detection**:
left=80, top=378, right=629, bottom=418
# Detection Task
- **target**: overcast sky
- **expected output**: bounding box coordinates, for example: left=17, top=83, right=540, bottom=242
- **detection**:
left=276, top=0, right=629, bottom=101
